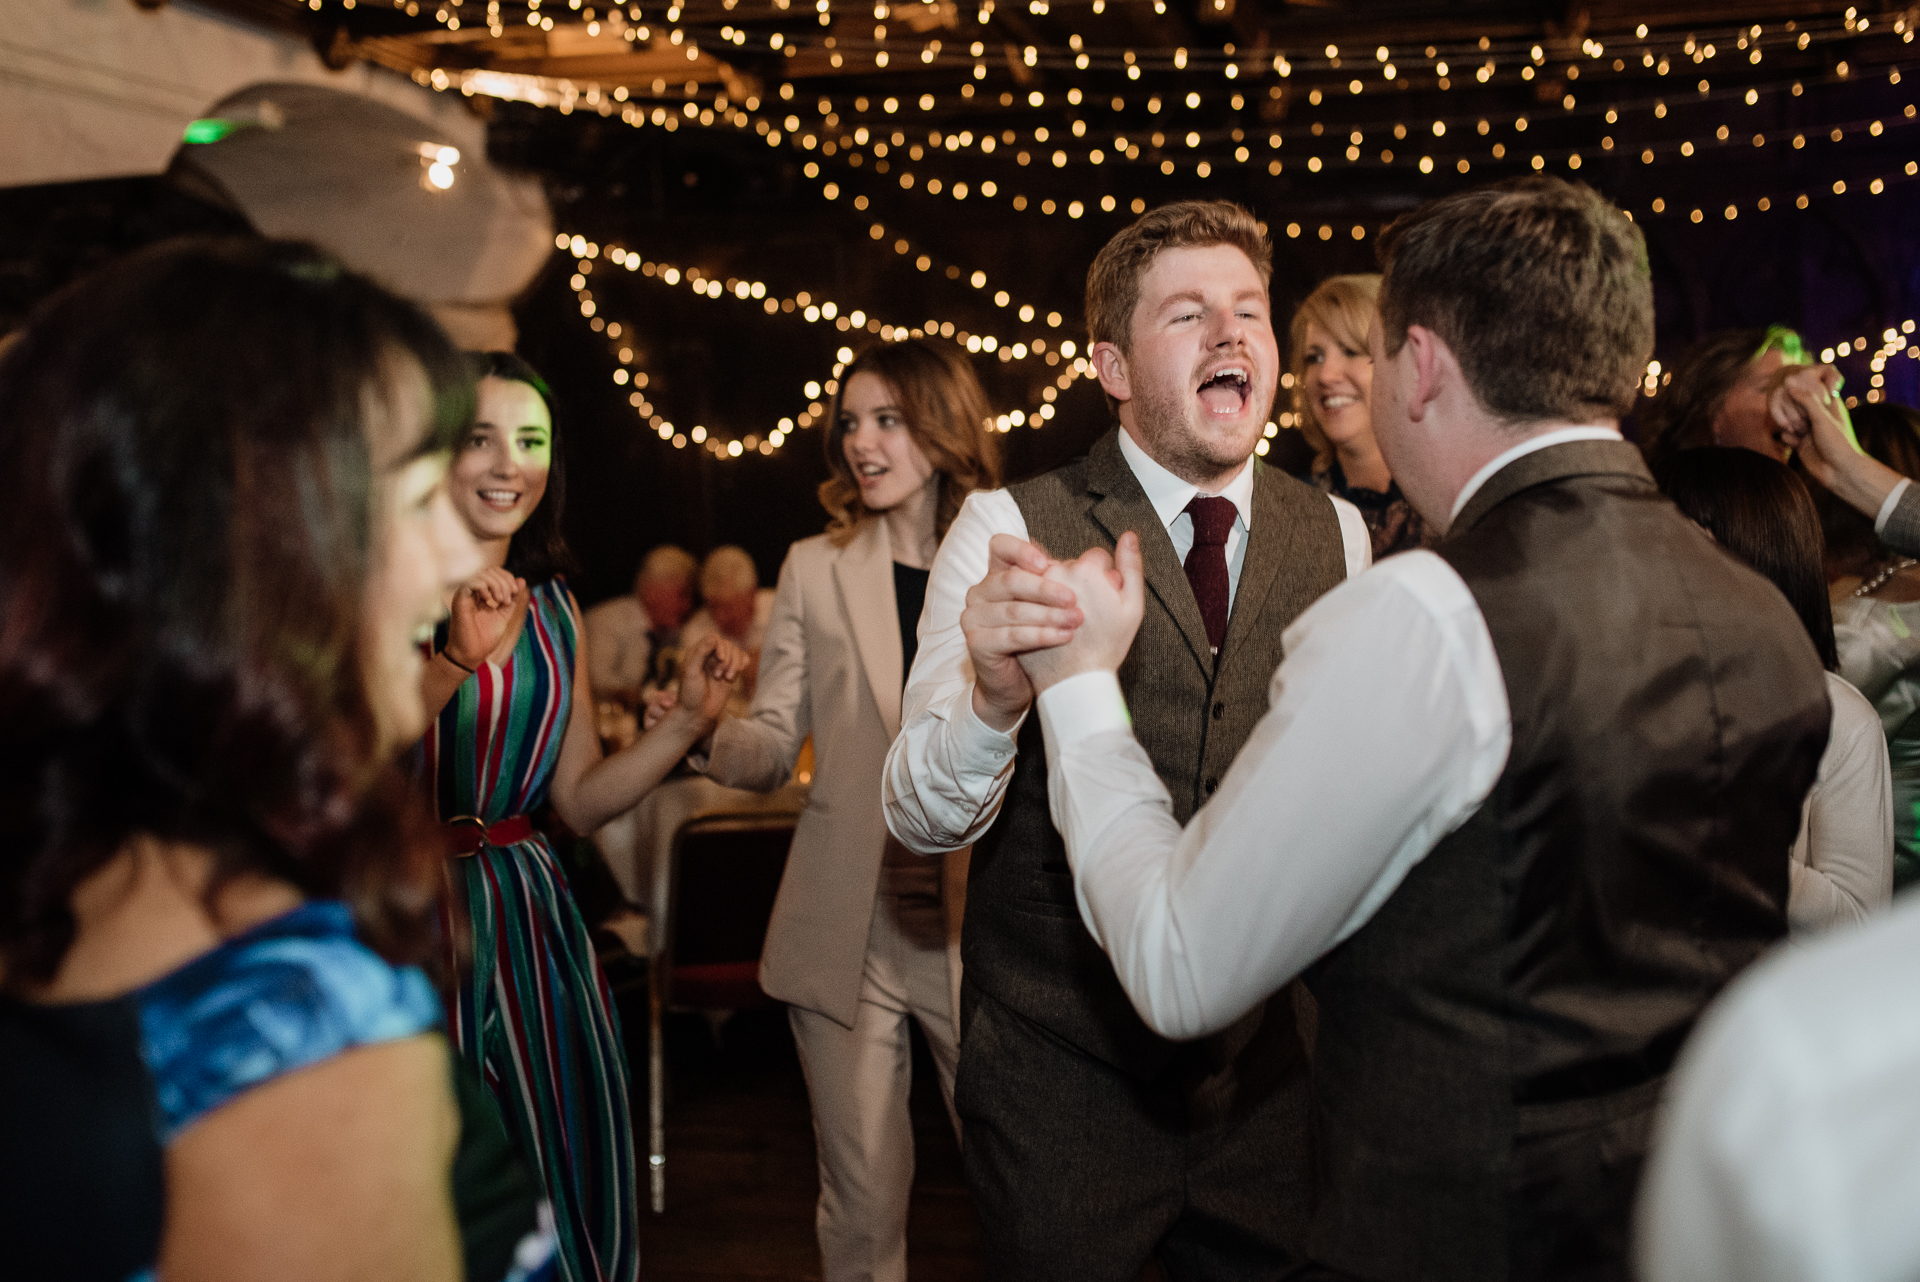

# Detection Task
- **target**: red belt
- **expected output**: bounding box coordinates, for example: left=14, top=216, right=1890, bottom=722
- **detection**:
left=444, top=814, right=534, bottom=856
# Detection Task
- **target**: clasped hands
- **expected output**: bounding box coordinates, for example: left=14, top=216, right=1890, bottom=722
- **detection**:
left=962, top=530, right=1146, bottom=731
left=639, top=632, right=750, bottom=737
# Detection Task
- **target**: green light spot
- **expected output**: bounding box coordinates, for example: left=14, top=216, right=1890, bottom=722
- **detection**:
left=182, top=118, right=245, bottom=145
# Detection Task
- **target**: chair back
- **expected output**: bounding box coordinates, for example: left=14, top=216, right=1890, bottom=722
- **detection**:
left=658, top=811, right=799, bottom=1009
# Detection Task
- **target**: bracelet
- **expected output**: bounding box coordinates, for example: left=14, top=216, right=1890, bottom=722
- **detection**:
left=442, top=651, right=476, bottom=674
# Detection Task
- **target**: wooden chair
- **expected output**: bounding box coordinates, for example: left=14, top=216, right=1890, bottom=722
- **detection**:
left=644, top=809, right=799, bottom=1212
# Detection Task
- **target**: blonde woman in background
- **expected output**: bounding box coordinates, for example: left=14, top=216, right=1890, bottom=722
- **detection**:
left=1290, top=273, right=1435, bottom=557
left=689, top=339, right=999, bottom=1281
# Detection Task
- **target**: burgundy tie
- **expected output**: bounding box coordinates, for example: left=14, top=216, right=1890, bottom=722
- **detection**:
left=1183, top=495, right=1236, bottom=653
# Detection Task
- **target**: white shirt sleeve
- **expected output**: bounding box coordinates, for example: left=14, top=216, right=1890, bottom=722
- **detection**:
left=882, top=488, right=1032, bottom=854
left=1330, top=493, right=1373, bottom=578
left=1035, top=550, right=1511, bottom=1040
left=1789, top=672, right=1894, bottom=934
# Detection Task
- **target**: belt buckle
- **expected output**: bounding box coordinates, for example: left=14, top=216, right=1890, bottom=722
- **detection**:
left=447, top=814, right=489, bottom=857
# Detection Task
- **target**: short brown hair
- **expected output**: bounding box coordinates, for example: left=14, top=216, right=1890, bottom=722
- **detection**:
left=1288, top=273, right=1381, bottom=471
left=1085, top=200, right=1273, bottom=353
left=820, top=339, right=1001, bottom=546
left=1375, top=177, right=1653, bottom=425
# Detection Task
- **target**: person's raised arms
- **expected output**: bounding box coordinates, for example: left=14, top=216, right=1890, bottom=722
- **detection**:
left=960, top=532, right=1083, bottom=730
left=883, top=490, right=1067, bottom=855
left=1771, top=364, right=1906, bottom=521
left=546, top=625, right=745, bottom=834
left=1034, top=555, right=1509, bottom=1039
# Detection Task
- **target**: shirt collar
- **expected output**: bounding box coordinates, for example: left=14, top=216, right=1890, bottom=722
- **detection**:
left=1448, top=425, right=1623, bottom=523
left=1116, top=427, right=1257, bottom=533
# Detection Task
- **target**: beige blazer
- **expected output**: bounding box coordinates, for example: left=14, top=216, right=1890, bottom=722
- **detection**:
left=703, top=517, right=967, bottom=1030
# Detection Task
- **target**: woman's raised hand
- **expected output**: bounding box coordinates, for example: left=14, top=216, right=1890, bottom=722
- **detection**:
left=445, top=566, right=526, bottom=669
left=1770, top=363, right=1905, bottom=518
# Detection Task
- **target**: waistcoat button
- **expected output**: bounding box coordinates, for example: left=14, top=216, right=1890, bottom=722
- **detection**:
left=1212, top=701, right=1224, bottom=720
left=1204, top=776, right=1218, bottom=795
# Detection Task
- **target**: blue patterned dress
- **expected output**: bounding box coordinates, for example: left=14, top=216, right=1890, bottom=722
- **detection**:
left=2, top=899, right=558, bottom=1281
left=423, top=577, right=641, bottom=1282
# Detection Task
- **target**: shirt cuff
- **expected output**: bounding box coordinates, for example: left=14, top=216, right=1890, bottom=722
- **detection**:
left=1875, top=477, right=1911, bottom=534
left=954, top=686, right=1025, bottom=768
left=1035, top=671, right=1132, bottom=754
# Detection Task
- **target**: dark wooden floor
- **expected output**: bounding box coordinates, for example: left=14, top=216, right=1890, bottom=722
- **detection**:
left=628, top=1006, right=985, bottom=1281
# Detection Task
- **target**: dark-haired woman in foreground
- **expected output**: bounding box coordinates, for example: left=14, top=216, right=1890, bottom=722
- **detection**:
left=1657, top=447, right=1892, bottom=930
left=0, top=239, right=484, bottom=1281
left=421, top=353, right=746, bottom=1282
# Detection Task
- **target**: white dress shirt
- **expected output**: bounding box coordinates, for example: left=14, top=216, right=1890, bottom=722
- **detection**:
left=882, top=432, right=1371, bottom=856
left=1637, top=891, right=1920, bottom=1282
left=1036, top=550, right=1510, bottom=1039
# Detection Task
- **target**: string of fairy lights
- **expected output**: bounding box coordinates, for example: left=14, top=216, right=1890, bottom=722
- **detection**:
left=555, top=232, right=1096, bottom=459
left=370, top=0, right=1891, bottom=86
left=345, top=0, right=1920, bottom=457
left=560, top=224, right=1077, bottom=357
left=749, top=66, right=1909, bottom=176
left=439, top=54, right=1920, bottom=231
left=736, top=70, right=1920, bottom=228
left=563, top=224, right=1920, bottom=461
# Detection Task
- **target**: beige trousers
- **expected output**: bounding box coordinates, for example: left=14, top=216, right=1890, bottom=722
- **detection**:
left=788, top=891, right=961, bottom=1282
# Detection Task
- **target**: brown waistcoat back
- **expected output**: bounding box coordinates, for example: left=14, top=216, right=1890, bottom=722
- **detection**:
left=1305, top=441, right=1831, bottom=1282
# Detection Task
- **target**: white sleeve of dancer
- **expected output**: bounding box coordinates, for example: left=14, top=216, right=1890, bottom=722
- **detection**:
left=882, top=488, right=1032, bottom=855
left=1036, top=551, right=1512, bottom=1040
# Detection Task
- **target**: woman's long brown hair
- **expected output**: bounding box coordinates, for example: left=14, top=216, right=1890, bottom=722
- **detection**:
left=819, top=339, right=1001, bottom=545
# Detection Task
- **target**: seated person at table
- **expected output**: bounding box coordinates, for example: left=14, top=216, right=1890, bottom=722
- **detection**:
left=586, top=544, right=696, bottom=710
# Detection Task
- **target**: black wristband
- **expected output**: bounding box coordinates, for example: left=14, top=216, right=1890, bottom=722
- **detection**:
left=443, top=651, right=475, bottom=674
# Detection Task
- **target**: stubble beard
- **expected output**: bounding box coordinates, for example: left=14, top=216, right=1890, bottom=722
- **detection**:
left=1130, top=374, right=1272, bottom=485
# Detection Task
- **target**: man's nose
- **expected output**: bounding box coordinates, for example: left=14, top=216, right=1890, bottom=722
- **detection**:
left=1209, top=310, right=1248, bottom=349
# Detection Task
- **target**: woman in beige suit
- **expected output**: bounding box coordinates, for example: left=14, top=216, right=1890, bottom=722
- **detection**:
left=697, top=339, right=998, bottom=1281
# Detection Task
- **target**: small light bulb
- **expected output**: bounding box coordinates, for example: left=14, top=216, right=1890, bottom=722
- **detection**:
left=427, top=161, right=455, bottom=188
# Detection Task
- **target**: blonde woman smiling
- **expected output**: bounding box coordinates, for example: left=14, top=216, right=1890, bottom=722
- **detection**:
left=1290, top=273, right=1435, bottom=557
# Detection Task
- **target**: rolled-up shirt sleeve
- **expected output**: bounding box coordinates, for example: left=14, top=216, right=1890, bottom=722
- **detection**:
left=1038, top=550, right=1512, bottom=1040
left=883, top=488, right=1032, bottom=854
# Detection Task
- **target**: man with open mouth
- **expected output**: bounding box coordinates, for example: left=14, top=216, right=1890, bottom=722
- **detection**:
left=882, top=201, right=1370, bottom=1281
